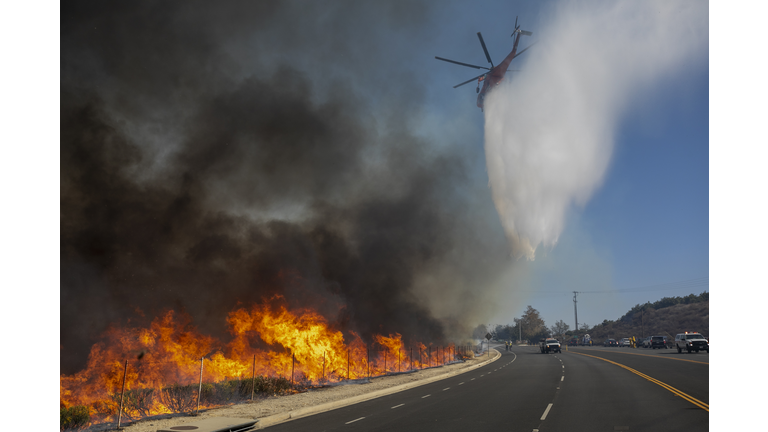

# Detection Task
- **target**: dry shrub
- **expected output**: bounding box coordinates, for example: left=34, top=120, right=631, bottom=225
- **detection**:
left=123, top=388, right=155, bottom=418
left=160, top=384, right=197, bottom=413
left=60, top=405, right=90, bottom=431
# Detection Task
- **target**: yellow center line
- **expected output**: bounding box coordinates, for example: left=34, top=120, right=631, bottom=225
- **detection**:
left=571, top=352, right=709, bottom=412
left=569, top=348, right=708, bottom=365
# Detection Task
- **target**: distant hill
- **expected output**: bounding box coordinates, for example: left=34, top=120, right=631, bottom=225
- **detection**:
left=575, top=292, right=709, bottom=342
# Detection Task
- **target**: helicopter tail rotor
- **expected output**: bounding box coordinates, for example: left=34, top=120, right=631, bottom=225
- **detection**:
left=512, top=16, right=533, bottom=37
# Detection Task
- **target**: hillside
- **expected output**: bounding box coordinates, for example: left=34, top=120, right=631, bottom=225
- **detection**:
left=580, top=300, right=709, bottom=342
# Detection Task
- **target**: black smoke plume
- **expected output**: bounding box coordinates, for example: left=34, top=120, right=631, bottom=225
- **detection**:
left=61, top=1, right=511, bottom=374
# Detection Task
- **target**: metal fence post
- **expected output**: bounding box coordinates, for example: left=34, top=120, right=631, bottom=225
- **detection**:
left=196, top=357, right=203, bottom=415
left=117, top=360, right=127, bottom=428
left=251, top=354, right=256, bottom=401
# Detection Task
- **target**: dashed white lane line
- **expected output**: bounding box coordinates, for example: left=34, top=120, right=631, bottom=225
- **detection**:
left=391, top=404, right=405, bottom=409
left=443, top=387, right=450, bottom=391
left=422, top=394, right=431, bottom=399
left=471, top=378, right=476, bottom=381
left=459, top=382, right=464, bottom=385
left=561, top=376, right=564, bottom=381
left=346, top=417, right=365, bottom=424
left=540, top=403, right=554, bottom=420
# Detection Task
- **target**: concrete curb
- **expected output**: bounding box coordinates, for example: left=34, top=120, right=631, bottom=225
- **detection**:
left=255, top=349, right=501, bottom=429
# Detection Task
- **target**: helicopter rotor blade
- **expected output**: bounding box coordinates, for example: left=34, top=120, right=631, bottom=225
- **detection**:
left=512, top=41, right=537, bottom=60
left=435, top=56, right=490, bottom=70
left=476, top=32, right=493, bottom=67
left=453, top=73, right=487, bottom=89
left=515, top=16, right=519, bottom=31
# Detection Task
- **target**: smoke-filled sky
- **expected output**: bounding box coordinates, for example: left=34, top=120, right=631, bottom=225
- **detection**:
left=51, top=0, right=708, bottom=374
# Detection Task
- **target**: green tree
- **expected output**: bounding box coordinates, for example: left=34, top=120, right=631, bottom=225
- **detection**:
left=550, top=319, right=570, bottom=339
left=494, top=324, right=514, bottom=341
left=515, top=305, right=547, bottom=342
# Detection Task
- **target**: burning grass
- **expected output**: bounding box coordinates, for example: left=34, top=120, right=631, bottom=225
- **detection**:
left=60, top=296, right=470, bottom=429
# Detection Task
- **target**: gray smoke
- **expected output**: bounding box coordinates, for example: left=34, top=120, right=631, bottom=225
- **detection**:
left=60, top=0, right=511, bottom=374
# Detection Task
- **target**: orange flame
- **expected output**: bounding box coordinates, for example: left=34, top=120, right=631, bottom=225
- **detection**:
left=60, top=297, right=461, bottom=426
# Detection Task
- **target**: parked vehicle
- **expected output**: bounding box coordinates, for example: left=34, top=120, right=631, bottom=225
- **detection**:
left=650, top=336, right=668, bottom=349
left=619, top=338, right=631, bottom=347
left=675, top=332, right=708, bottom=353
left=604, top=339, right=618, bottom=347
left=641, top=337, right=652, bottom=348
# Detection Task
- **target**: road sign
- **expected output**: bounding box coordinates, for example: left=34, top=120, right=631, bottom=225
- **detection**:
left=485, top=333, right=492, bottom=340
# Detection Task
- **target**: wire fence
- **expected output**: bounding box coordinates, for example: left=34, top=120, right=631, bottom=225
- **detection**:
left=66, top=343, right=485, bottom=429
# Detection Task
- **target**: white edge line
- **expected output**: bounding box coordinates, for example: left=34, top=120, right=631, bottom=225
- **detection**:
left=255, top=349, right=509, bottom=428
left=346, top=417, right=365, bottom=424
left=540, top=403, right=553, bottom=420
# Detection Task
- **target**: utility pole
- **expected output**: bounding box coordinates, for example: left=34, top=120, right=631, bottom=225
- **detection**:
left=573, top=291, right=579, bottom=332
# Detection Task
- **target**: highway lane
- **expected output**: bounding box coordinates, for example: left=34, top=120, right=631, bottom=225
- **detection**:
left=565, top=345, right=708, bottom=405
left=263, top=344, right=708, bottom=431
left=541, top=345, right=708, bottom=432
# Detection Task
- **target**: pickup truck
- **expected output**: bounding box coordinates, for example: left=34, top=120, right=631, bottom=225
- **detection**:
left=675, top=332, right=708, bottom=353
left=539, top=338, right=562, bottom=354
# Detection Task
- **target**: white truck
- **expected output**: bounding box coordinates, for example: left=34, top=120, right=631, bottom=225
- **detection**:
left=675, top=332, right=709, bottom=353
left=539, top=338, right=562, bottom=354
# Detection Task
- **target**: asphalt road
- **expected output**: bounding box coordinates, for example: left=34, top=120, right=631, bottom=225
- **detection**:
left=264, top=343, right=709, bottom=431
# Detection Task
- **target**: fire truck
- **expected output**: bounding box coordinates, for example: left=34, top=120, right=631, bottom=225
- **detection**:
left=581, top=334, right=592, bottom=346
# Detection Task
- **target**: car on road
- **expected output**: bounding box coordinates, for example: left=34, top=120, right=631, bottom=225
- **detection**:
left=675, top=332, right=708, bottom=353
left=650, top=336, right=668, bottom=349
left=604, top=339, right=618, bottom=347
left=539, top=338, right=562, bottom=354
left=619, top=338, right=631, bottom=347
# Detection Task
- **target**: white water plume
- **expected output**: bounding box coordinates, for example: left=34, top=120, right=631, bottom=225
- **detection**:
left=483, top=1, right=707, bottom=260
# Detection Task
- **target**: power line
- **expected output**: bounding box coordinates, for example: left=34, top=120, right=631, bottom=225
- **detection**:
left=521, top=276, right=709, bottom=296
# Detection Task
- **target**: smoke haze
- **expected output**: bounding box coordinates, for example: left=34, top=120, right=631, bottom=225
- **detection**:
left=59, top=1, right=707, bottom=375
left=60, top=0, right=512, bottom=374
left=484, top=1, right=707, bottom=260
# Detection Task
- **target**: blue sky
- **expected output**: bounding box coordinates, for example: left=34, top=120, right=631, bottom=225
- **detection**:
left=420, top=1, right=709, bottom=329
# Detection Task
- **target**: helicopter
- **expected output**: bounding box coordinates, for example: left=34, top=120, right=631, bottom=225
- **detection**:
left=435, top=17, right=534, bottom=111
